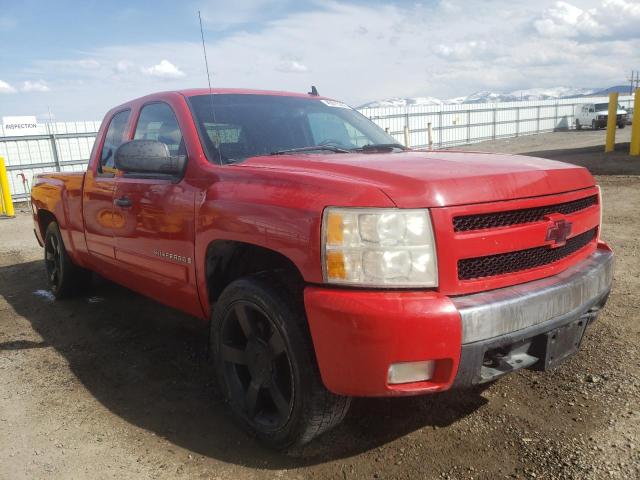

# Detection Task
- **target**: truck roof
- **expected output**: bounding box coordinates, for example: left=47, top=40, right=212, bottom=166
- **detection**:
left=178, top=88, right=328, bottom=99
left=105, top=88, right=331, bottom=116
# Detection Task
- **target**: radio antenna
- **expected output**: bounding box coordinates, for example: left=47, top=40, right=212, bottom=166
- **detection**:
left=197, top=10, right=222, bottom=163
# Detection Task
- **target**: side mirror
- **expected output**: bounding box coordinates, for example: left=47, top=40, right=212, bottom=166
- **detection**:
left=114, top=140, right=186, bottom=176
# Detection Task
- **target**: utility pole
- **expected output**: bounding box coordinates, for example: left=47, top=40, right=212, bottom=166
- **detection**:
left=629, top=70, right=640, bottom=95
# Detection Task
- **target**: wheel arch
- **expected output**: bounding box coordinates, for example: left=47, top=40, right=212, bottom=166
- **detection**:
left=204, top=240, right=305, bottom=306
left=36, top=209, right=57, bottom=240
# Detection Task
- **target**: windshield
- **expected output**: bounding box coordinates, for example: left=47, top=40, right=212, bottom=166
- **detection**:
left=188, top=94, right=400, bottom=164
left=594, top=103, right=624, bottom=112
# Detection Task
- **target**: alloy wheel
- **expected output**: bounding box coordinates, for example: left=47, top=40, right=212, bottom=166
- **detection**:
left=220, top=301, right=294, bottom=430
left=45, top=233, right=62, bottom=290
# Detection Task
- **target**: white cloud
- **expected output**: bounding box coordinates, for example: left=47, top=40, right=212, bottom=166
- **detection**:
left=21, top=80, right=50, bottom=92
left=435, top=41, right=494, bottom=61
left=534, top=2, right=603, bottom=37
left=534, top=0, right=640, bottom=39
left=0, top=80, right=16, bottom=94
left=114, top=60, right=134, bottom=74
left=276, top=60, right=308, bottom=73
left=142, top=60, right=186, bottom=79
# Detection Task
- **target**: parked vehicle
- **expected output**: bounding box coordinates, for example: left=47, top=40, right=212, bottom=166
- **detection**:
left=574, top=102, right=627, bottom=129
left=31, top=89, right=614, bottom=449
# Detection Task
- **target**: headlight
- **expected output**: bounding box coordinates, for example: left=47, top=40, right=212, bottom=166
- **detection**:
left=322, top=207, right=438, bottom=287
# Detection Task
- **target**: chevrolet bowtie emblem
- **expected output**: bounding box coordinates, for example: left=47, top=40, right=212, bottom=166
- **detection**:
left=544, top=214, right=572, bottom=248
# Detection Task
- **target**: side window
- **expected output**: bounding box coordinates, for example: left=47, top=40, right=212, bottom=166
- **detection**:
left=100, top=110, right=131, bottom=173
left=134, top=103, right=184, bottom=156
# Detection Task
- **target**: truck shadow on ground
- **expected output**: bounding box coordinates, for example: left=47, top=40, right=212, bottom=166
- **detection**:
left=0, top=260, right=487, bottom=469
left=525, top=142, right=640, bottom=176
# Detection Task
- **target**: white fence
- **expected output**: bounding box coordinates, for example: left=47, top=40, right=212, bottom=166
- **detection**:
left=0, top=122, right=100, bottom=200
left=0, top=95, right=634, bottom=201
left=360, top=95, right=634, bottom=149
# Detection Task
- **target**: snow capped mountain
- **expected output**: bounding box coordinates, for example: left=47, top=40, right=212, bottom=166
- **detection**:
left=454, top=87, right=599, bottom=103
left=448, top=91, right=512, bottom=104
left=359, top=96, right=444, bottom=108
left=359, top=87, right=601, bottom=108
left=507, top=87, right=598, bottom=100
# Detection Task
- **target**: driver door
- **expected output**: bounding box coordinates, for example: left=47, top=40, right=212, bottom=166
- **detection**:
left=111, top=102, right=200, bottom=315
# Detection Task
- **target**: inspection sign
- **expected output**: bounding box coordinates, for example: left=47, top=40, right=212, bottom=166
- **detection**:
left=2, top=116, right=39, bottom=136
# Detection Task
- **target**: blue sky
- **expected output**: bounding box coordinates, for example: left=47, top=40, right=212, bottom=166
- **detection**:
left=1, top=0, right=639, bottom=120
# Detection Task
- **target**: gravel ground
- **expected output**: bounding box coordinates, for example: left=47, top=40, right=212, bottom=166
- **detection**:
left=1, top=131, right=639, bottom=479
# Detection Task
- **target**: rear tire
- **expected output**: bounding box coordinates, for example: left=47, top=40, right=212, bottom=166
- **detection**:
left=210, top=273, right=351, bottom=449
left=618, top=123, right=625, bottom=129
left=592, top=120, right=598, bottom=130
left=44, top=222, right=91, bottom=299
left=575, top=119, right=582, bottom=130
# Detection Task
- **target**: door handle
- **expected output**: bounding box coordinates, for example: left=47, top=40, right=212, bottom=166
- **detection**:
left=114, top=196, right=132, bottom=208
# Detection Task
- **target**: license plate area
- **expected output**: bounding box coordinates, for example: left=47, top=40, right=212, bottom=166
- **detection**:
left=478, top=317, right=589, bottom=383
left=543, top=318, right=588, bottom=370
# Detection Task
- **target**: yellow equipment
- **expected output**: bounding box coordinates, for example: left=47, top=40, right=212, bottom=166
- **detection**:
left=631, top=88, right=640, bottom=157
left=605, top=92, right=618, bottom=153
left=0, top=157, right=15, bottom=217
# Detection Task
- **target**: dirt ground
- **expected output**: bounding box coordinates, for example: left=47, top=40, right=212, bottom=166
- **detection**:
left=1, top=131, right=639, bottom=479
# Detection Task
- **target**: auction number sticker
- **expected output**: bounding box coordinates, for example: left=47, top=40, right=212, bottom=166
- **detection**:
left=320, top=100, right=352, bottom=109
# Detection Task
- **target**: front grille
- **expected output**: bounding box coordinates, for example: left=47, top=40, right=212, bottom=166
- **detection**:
left=453, top=195, right=598, bottom=232
left=458, top=228, right=597, bottom=280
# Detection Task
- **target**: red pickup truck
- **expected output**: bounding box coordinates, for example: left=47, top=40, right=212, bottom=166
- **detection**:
left=31, top=89, right=614, bottom=448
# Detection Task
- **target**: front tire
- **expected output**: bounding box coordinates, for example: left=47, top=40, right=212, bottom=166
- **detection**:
left=210, top=274, right=351, bottom=449
left=44, top=222, right=91, bottom=299
left=618, top=122, right=625, bottom=129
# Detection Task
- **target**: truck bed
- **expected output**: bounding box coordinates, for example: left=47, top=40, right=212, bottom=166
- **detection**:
left=31, top=172, right=86, bottom=256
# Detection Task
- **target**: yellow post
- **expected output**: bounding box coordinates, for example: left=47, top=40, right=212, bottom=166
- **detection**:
left=630, top=88, right=640, bottom=156
left=0, top=157, right=15, bottom=217
left=605, top=92, right=618, bottom=153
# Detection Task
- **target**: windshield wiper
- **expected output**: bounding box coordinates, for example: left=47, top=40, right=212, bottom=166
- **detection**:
left=270, top=145, right=350, bottom=155
left=352, top=143, right=407, bottom=152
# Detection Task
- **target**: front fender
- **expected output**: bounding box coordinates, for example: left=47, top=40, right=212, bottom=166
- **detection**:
left=193, top=166, right=394, bottom=317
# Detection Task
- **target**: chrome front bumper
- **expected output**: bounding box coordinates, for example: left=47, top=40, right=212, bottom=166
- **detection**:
left=453, top=249, right=614, bottom=345
left=451, top=248, right=613, bottom=386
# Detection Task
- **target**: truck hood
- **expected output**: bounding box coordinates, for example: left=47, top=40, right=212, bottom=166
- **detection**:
left=240, top=150, right=595, bottom=208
